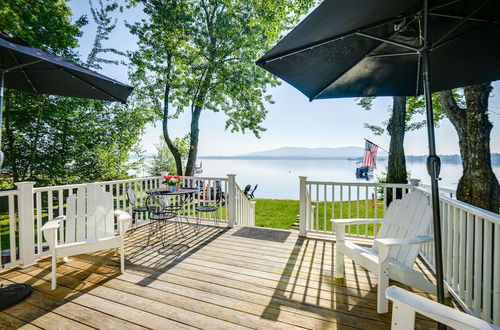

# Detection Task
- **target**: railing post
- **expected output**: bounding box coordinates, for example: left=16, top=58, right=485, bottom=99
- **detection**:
left=227, top=174, right=237, bottom=228
left=250, top=201, right=256, bottom=227
left=15, top=181, right=36, bottom=268
left=299, top=176, right=307, bottom=237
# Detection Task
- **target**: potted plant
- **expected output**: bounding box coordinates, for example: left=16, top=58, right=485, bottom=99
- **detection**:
left=162, top=175, right=184, bottom=192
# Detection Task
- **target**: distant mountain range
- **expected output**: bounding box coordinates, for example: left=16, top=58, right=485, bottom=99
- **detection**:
left=200, top=146, right=387, bottom=159
left=200, top=147, right=500, bottom=165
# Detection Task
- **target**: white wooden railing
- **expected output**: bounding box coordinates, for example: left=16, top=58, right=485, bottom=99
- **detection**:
left=299, top=176, right=413, bottom=237
left=0, top=174, right=255, bottom=270
left=299, top=177, right=500, bottom=326
left=235, top=184, right=256, bottom=227
left=418, top=190, right=500, bottom=326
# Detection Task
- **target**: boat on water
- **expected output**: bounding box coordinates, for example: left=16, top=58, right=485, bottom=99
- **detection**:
left=355, top=139, right=380, bottom=180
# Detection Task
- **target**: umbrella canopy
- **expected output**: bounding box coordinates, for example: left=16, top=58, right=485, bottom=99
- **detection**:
left=256, top=0, right=500, bottom=323
left=256, top=0, right=500, bottom=100
left=0, top=33, right=133, bottom=103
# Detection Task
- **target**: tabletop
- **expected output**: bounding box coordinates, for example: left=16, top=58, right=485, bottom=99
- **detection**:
left=146, top=187, right=199, bottom=195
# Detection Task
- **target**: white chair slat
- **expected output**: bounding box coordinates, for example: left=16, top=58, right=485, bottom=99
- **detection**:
left=65, top=194, right=76, bottom=244
left=86, top=184, right=97, bottom=241
left=76, top=187, right=86, bottom=242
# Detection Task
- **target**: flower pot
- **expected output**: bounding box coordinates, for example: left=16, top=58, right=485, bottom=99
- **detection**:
left=176, top=185, right=180, bottom=191
left=169, top=185, right=176, bottom=192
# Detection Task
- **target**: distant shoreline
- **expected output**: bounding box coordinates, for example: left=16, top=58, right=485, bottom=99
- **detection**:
left=199, top=153, right=500, bottom=165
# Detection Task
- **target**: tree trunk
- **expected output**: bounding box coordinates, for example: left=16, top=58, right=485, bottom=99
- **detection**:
left=439, top=84, right=500, bottom=213
left=184, top=106, right=202, bottom=176
left=162, top=83, right=184, bottom=175
left=386, top=96, right=407, bottom=203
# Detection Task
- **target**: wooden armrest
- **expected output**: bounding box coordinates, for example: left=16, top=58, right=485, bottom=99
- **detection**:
left=386, top=286, right=498, bottom=330
left=41, top=216, right=66, bottom=231
left=375, top=235, right=433, bottom=247
left=331, top=218, right=383, bottom=225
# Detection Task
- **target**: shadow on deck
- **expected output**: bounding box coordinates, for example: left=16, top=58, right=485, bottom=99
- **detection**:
left=0, top=223, right=453, bottom=329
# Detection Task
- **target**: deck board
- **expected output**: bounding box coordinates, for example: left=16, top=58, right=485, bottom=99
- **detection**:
left=0, top=223, right=456, bottom=329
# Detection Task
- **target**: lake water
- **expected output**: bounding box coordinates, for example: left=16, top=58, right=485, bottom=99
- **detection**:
left=195, top=158, right=500, bottom=200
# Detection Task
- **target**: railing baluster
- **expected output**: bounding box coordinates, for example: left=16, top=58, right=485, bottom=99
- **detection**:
left=493, top=223, right=500, bottom=326
left=36, top=192, right=42, bottom=255
left=483, top=220, right=492, bottom=321
left=459, top=209, right=466, bottom=299
left=473, top=217, right=483, bottom=317
left=453, top=206, right=460, bottom=292
left=465, top=212, right=474, bottom=308
left=9, top=195, right=16, bottom=264
left=323, top=184, right=327, bottom=233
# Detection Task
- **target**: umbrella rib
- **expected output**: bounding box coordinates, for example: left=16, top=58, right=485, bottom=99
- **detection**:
left=8, top=49, right=39, bottom=93
left=355, top=32, right=419, bottom=51
left=257, top=12, right=419, bottom=65
left=433, top=0, right=491, bottom=46
left=310, top=17, right=420, bottom=100
left=2, top=60, right=43, bottom=72
left=429, top=13, right=500, bottom=25
left=431, top=23, right=486, bottom=52
left=59, top=67, right=123, bottom=103
left=367, top=51, right=418, bottom=58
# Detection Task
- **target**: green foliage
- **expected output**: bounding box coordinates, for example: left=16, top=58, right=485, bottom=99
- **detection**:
left=128, top=0, right=316, bottom=173
left=148, top=136, right=190, bottom=176
left=357, top=93, right=446, bottom=136
left=0, top=0, right=151, bottom=187
left=86, top=0, right=126, bottom=69
left=0, top=0, right=84, bottom=56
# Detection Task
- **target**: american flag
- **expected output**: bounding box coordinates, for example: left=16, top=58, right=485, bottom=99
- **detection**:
left=362, top=140, right=378, bottom=169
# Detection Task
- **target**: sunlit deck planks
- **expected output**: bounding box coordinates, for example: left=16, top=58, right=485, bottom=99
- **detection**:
left=0, top=222, right=455, bottom=329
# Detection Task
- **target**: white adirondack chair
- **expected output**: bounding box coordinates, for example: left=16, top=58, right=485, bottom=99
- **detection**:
left=332, top=189, right=436, bottom=313
left=386, top=286, right=499, bottom=330
left=42, top=183, right=132, bottom=290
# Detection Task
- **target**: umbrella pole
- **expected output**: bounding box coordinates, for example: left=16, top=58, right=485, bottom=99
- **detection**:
left=422, top=0, right=446, bottom=328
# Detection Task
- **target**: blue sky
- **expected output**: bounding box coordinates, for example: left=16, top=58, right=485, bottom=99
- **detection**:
left=68, top=0, right=500, bottom=156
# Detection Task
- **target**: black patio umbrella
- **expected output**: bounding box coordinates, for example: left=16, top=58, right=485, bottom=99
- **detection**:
left=257, top=0, right=500, bottom=318
left=0, top=32, right=134, bottom=165
left=0, top=32, right=133, bottom=309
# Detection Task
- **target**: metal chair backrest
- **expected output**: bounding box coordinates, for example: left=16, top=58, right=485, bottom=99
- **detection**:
left=243, top=185, right=251, bottom=195
left=64, top=184, right=115, bottom=244
left=146, top=191, right=170, bottom=214
left=250, top=184, right=258, bottom=197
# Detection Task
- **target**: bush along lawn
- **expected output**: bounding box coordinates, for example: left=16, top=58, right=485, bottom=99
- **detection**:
left=255, top=198, right=385, bottom=233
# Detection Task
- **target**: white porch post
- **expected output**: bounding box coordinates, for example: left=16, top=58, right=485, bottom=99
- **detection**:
left=299, top=176, right=307, bottom=237
left=15, top=181, right=36, bottom=268
left=227, top=174, right=237, bottom=228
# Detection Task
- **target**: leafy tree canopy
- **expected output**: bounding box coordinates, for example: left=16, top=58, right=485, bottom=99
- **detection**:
left=357, top=94, right=446, bottom=136
left=1, top=0, right=151, bottom=186
left=127, top=0, right=316, bottom=175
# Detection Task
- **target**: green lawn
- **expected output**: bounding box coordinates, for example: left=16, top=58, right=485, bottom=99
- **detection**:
left=255, top=198, right=385, bottom=233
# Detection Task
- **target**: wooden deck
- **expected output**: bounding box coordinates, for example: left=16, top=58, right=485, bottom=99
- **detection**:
left=0, top=222, right=454, bottom=329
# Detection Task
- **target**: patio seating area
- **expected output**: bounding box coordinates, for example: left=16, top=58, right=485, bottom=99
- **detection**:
left=0, top=221, right=453, bottom=329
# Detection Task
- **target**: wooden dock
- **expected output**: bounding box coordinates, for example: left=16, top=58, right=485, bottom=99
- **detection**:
left=0, top=223, right=455, bottom=329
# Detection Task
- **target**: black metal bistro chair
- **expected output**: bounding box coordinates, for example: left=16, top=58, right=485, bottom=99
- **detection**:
left=195, top=186, right=223, bottom=229
left=127, top=188, right=148, bottom=230
left=243, top=184, right=252, bottom=198
left=248, top=184, right=258, bottom=199
left=145, top=192, right=178, bottom=247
